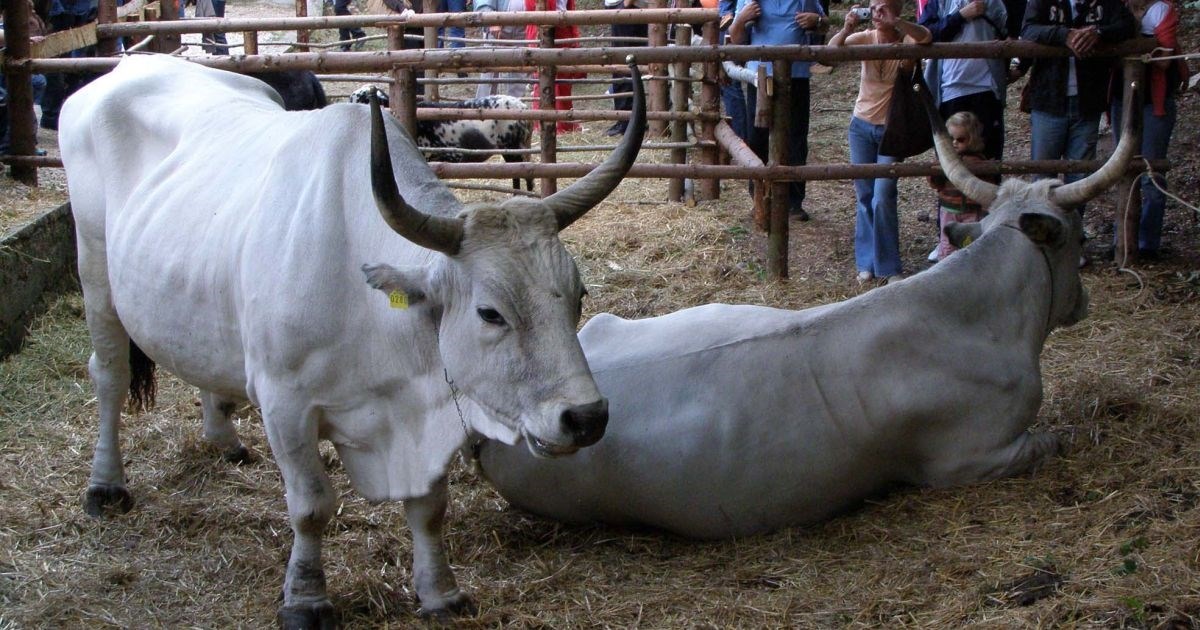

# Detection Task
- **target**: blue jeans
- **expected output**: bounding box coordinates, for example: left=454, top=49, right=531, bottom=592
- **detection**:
left=721, top=80, right=748, bottom=142
left=746, top=78, right=810, bottom=210
left=439, top=0, right=466, bottom=48
left=1030, top=97, right=1100, bottom=211
left=849, top=116, right=901, bottom=277
left=1111, top=97, right=1176, bottom=253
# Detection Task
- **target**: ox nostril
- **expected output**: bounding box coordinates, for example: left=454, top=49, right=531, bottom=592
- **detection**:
left=560, top=398, right=609, bottom=447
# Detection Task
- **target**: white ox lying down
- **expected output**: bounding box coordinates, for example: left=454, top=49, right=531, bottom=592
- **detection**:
left=59, top=55, right=645, bottom=625
left=479, top=89, right=1138, bottom=540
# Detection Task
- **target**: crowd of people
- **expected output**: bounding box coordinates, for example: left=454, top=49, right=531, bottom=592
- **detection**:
left=1, top=0, right=1186, bottom=267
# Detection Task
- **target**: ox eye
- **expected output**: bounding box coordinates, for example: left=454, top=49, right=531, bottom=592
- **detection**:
left=477, top=307, right=506, bottom=326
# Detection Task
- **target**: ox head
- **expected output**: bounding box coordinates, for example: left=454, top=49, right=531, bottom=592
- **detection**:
left=921, top=67, right=1141, bottom=330
left=362, top=60, right=647, bottom=458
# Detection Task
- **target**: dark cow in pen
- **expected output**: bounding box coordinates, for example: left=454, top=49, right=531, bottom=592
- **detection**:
left=350, top=87, right=533, bottom=191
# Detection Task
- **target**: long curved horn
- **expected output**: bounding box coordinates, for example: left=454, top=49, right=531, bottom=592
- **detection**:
left=370, top=90, right=464, bottom=255
left=1050, top=62, right=1140, bottom=208
left=542, top=56, right=647, bottom=231
left=918, top=77, right=999, bottom=207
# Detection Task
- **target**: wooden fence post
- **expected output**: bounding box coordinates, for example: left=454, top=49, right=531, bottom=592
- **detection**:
left=423, top=0, right=441, bottom=102
left=669, top=24, right=690, bottom=202
left=647, top=0, right=669, bottom=138
left=388, top=26, right=418, bottom=135
left=97, top=0, right=120, bottom=56
left=1113, top=59, right=1144, bottom=266
left=243, top=31, right=259, bottom=55
left=537, top=0, right=558, bottom=195
left=767, top=60, right=790, bottom=280
left=158, top=0, right=181, bottom=53
left=697, top=20, right=721, bottom=200
left=294, top=0, right=309, bottom=45
left=2, top=0, right=37, bottom=184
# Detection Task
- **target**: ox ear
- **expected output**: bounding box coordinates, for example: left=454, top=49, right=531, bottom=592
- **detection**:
left=362, top=263, right=429, bottom=308
left=944, top=222, right=984, bottom=250
left=1018, top=213, right=1066, bottom=248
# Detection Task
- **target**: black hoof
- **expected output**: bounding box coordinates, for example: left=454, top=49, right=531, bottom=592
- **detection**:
left=278, top=601, right=338, bottom=630
left=418, top=592, right=478, bottom=620
left=83, top=485, right=135, bottom=517
left=223, top=445, right=256, bottom=465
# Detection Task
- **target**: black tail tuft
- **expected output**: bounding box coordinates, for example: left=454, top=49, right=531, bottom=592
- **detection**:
left=128, top=341, right=156, bottom=413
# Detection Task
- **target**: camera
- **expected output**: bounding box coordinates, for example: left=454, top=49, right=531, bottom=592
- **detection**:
left=851, top=7, right=872, bottom=19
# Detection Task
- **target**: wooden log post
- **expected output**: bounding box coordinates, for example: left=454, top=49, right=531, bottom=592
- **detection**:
left=243, top=31, right=259, bottom=55
left=157, top=0, right=181, bottom=53
left=424, top=0, right=440, bottom=102
left=388, top=27, right=418, bottom=135
left=294, top=0, right=309, bottom=45
left=647, top=0, right=670, bottom=138
left=3, top=0, right=38, bottom=184
left=538, top=0, right=558, bottom=195
left=767, top=60, right=790, bottom=280
left=1113, top=59, right=1144, bottom=267
left=669, top=25, right=690, bottom=202
left=697, top=20, right=721, bottom=200
left=97, top=0, right=120, bottom=56
left=751, top=63, right=768, bottom=230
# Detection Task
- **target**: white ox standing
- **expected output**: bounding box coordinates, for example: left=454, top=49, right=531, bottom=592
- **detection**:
left=58, top=55, right=645, bottom=626
left=479, top=86, right=1139, bottom=540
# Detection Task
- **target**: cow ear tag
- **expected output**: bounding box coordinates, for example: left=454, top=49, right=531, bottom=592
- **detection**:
left=388, top=290, right=410, bottom=310
left=961, top=235, right=974, bottom=248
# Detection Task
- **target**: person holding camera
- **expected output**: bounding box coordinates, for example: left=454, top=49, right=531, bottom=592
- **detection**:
left=728, top=0, right=828, bottom=221
left=828, top=0, right=931, bottom=283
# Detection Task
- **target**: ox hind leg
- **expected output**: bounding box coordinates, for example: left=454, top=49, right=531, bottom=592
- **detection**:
left=407, top=476, right=476, bottom=619
left=199, top=391, right=253, bottom=464
left=503, top=153, right=533, bottom=192
left=926, top=431, right=1061, bottom=488
left=261, top=400, right=338, bottom=629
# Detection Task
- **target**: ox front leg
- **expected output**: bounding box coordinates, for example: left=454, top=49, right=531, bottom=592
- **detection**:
left=406, top=476, right=477, bottom=619
left=200, top=391, right=253, bottom=464
left=263, top=410, right=338, bottom=630
left=930, top=431, right=1061, bottom=487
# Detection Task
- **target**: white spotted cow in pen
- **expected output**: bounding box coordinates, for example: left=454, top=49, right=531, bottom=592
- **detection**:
left=478, top=78, right=1141, bottom=540
left=350, top=87, right=534, bottom=192
left=59, top=54, right=645, bottom=627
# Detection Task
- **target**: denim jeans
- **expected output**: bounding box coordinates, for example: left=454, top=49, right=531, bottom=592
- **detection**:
left=1030, top=97, right=1100, bottom=212
left=334, top=0, right=367, bottom=49
left=746, top=78, right=810, bottom=210
left=1111, top=97, right=1177, bottom=252
left=849, top=115, right=901, bottom=277
left=439, top=0, right=466, bottom=48
left=720, top=80, right=748, bottom=142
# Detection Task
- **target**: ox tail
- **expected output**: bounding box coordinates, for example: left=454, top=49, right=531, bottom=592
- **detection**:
left=128, top=340, right=157, bottom=413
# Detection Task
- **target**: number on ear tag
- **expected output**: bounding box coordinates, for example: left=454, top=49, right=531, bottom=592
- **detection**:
left=389, top=290, right=409, bottom=310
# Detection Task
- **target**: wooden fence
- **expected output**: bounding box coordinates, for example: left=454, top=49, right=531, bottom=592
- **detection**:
left=0, top=2, right=1161, bottom=276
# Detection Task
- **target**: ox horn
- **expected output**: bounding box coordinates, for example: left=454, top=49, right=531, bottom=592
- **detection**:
left=369, top=89, right=465, bottom=255
left=542, top=56, right=647, bottom=231
left=1049, top=62, right=1140, bottom=209
left=918, top=77, right=999, bottom=208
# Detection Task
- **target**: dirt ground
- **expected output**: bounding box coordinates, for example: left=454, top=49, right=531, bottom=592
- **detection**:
left=2, top=2, right=1200, bottom=629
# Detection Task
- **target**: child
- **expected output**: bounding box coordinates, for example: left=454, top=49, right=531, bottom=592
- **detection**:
left=928, top=111, right=997, bottom=260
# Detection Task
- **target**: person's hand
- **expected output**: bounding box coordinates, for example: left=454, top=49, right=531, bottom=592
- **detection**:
left=1066, top=26, right=1099, bottom=56
left=958, top=0, right=986, bottom=20
left=844, top=3, right=864, bottom=28
left=735, top=0, right=761, bottom=27
left=488, top=24, right=502, bottom=36
left=795, top=11, right=821, bottom=29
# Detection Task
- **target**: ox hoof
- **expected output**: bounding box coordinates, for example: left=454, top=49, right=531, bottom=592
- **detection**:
left=278, top=601, right=338, bottom=630
left=417, top=591, right=478, bottom=621
left=223, top=445, right=256, bottom=465
left=83, top=485, right=135, bottom=517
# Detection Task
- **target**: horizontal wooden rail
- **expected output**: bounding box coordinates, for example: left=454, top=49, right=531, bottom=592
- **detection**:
left=20, top=39, right=1157, bottom=74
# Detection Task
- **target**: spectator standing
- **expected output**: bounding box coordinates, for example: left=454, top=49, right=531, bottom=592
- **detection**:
left=928, top=112, right=999, bottom=259
left=603, top=0, right=647, bottom=136
left=718, top=0, right=749, bottom=142
left=525, top=0, right=582, bottom=134
left=729, top=0, right=828, bottom=220
left=334, top=0, right=368, bottom=51
left=1020, top=0, right=1134, bottom=215
left=476, top=0, right=531, bottom=98
left=919, top=0, right=1007, bottom=159
left=829, top=0, right=931, bottom=283
left=1109, top=0, right=1183, bottom=259
left=440, top=0, right=467, bottom=50
left=39, top=0, right=97, bottom=131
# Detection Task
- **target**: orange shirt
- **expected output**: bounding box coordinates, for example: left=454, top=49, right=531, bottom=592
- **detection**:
left=847, top=29, right=921, bottom=125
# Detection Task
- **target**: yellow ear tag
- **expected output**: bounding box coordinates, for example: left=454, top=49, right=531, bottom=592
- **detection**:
left=961, top=235, right=974, bottom=248
left=388, top=290, right=409, bottom=310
